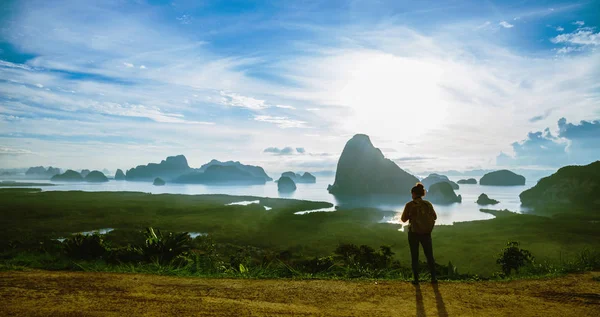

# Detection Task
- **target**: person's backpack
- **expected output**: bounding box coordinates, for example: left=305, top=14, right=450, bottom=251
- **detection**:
left=409, top=200, right=436, bottom=234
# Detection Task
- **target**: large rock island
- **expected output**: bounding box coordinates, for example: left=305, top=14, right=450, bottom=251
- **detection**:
left=427, top=182, right=462, bottom=204
left=125, top=155, right=191, bottom=181
left=520, top=161, right=600, bottom=207
left=174, top=165, right=266, bottom=185
left=327, top=134, right=420, bottom=196
left=480, top=170, right=526, bottom=186
left=200, top=160, right=272, bottom=182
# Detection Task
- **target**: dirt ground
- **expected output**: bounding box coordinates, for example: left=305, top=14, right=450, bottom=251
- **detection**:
left=1, top=271, right=599, bottom=316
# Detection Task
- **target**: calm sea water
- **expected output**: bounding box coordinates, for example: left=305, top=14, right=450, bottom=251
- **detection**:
left=2, top=176, right=536, bottom=225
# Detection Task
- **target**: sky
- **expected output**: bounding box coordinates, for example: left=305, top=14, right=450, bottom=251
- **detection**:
left=0, top=0, right=599, bottom=175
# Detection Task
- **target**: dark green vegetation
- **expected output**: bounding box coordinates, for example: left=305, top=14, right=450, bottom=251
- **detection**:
left=1, top=189, right=599, bottom=278
left=520, top=160, right=600, bottom=207
left=153, top=177, right=166, bottom=186
left=496, top=241, right=534, bottom=276
left=457, top=178, right=477, bottom=184
left=421, top=173, right=459, bottom=190
left=477, top=193, right=499, bottom=205
left=328, top=134, right=419, bottom=196
left=50, top=169, right=84, bottom=182
left=277, top=176, right=297, bottom=192
left=426, top=182, right=462, bottom=204
left=480, top=170, right=526, bottom=186
left=84, top=171, right=109, bottom=183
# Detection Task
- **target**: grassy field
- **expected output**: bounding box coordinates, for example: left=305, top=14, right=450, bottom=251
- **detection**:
left=1, top=188, right=599, bottom=276
left=1, top=270, right=599, bottom=316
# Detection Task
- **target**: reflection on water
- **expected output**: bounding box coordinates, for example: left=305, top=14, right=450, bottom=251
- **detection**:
left=294, top=207, right=337, bottom=215
left=79, top=228, right=114, bottom=235
left=189, top=232, right=207, bottom=238
left=3, top=176, right=538, bottom=225
left=226, top=200, right=260, bottom=206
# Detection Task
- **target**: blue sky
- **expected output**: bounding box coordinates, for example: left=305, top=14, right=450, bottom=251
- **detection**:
left=0, top=0, right=599, bottom=175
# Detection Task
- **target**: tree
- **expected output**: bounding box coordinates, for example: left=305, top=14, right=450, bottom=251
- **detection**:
left=496, top=241, right=534, bottom=275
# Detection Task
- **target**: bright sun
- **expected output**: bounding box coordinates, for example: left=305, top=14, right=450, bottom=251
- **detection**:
left=336, top=52, right=448, bottom=140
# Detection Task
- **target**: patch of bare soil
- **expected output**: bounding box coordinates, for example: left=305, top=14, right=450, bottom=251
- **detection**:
left=1, top=271, right=599, bottom=316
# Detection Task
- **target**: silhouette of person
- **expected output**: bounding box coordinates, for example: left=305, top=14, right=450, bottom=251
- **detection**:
left=401, top=183, right=438, bottom=284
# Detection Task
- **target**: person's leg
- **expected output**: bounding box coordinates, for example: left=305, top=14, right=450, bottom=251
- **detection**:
left=421, top=234, right=437, bottom=281
left=408, top=231, right=420, bottom=283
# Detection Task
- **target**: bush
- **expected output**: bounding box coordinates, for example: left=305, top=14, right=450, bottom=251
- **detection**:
left=141, top=227, right=191, bottom=265
left=63, top=234, right=108, bottom=260
left=496, top=241, right=534, bottom=275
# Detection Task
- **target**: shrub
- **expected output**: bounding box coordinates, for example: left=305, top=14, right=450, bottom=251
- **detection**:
left=141, top=227, right=191, bottom=265
left=63, top=234, right=108, bottom=260
left=496, top=241, right=534, bottom=275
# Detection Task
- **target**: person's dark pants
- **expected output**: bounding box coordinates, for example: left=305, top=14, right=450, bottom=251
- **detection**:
left=408, top=231, right=436, bottom=281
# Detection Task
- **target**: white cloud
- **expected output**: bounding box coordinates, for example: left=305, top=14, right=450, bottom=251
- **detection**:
left=35, top=83, right=44, bottom=88
left=219, top=91, right=270, bottom=110
left=499, top=21, right=514, bottom=28
left=475, top=21, right=491, bottom=30
left=274, top=104, right=296, bottom=110
left=254, top=115, right=309, bottom=128
left=556, top=26, right=564, bottom=32
left=177, top=14, right=191, bottom=25
left=139, top=65, right=146, bottom=69
left=551, top=29, right=600, bottom=46
left=556, top=46, right=583, bottom=54
left=0, top=146, right=33, bottom=156
left=573, top=21, right=585, bottom=26
left=123, top=62, right=134, bottom=68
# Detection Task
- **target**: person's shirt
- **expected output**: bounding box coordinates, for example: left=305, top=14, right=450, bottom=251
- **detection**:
left=401, top=197, right=437, bottom=233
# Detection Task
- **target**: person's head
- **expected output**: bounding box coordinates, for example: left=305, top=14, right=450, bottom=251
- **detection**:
left=411, top=183, right=426, bottom=199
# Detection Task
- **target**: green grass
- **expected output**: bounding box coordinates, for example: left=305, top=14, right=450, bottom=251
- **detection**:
left=1, top=189, right=599, bottom=276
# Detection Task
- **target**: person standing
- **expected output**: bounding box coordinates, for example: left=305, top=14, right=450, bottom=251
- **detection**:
left=401, top=183, right=438, bottom=284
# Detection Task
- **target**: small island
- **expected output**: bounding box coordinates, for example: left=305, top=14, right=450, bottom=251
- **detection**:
left=480, top=170, right=526, bottom=186
left=114, top=169, right=126, bottom=180
left=280, top=171, right=317, bottom=184
left=476, top=193, right=499, bottom=205
left=427, top=182, right=462, bottom=204
left=277, top=176, right=297, bottom=192
left=153, top=177, right=166, bottom=186
left=457, top=178, right=477, bottom=184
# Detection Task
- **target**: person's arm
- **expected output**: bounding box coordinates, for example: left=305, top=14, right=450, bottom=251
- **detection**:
left=400, top=202, right=411, bottom=222
left=430, top=203, right=437, bottom=220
